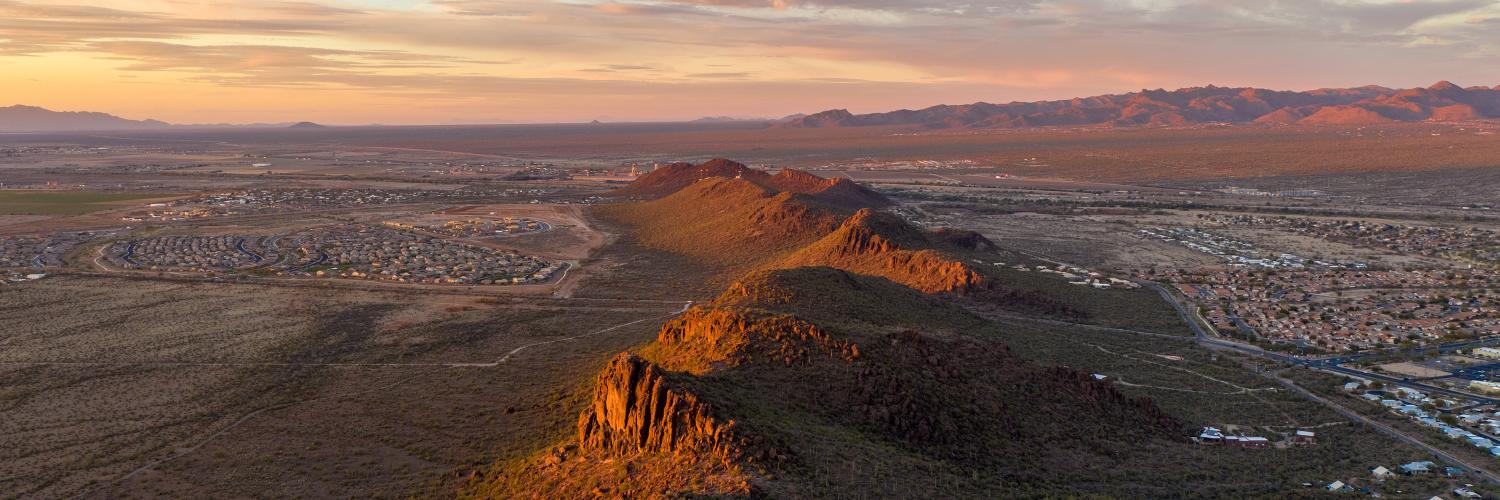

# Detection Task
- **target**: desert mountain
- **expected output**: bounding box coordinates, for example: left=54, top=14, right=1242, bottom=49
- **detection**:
left=469, top=160, right=1183, bottom=496
left=607, top=164, right=1047, bottom=302
left=287, top=121, right=327, bottom=129
left=471, top=267, right=1180, bottom=497
left=601, top=176, right=847, bottom=268
left=0, top=105, right=170, bottom=132
left=614, top=158, right=892, bottom=209
left=783, top=81, right=1500, bottom=129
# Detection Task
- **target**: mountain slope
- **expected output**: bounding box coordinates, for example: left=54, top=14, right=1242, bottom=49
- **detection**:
left=0, top=105, right=170, bottom=132
left=600, top=176, right=846, bottom=268
left=470, top=268, right=1180, bottom=498
left=783, top=81, right=1500, bottom=130
left=775, top=209, right=986, bottom=294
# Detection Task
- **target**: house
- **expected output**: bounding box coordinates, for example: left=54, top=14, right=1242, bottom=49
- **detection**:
left=1370, top=465, right=1393, bottom=480
left=1397, top=388, right=1428, bottom=402
left=1197, top=427, right=1224, bottom=444
left=1490, top=446, right=1500, bottom=457
left=1228, top=435, right=1270, bottom=449
left=1445, top=428, right=1471, bottom=440
left=1467, top=436, right=1493, bottom=449
left=1293, top=430, right=1317, bottom=445
left=1419, top=417, right=1442, bottom=428
left=1470, top=380, right=1500, bottom=394
left=1326, top=480, right=1348, bottom=493
left=1444, top=466, right=1464, bottom=477
left=1344, top=382, right=1362, bottom=392
left=1361, top=392, right=1382, bottom=401
left=1381, top=399, right=1401, bottom=408
left=1400, top=461, right=1435, bottom=475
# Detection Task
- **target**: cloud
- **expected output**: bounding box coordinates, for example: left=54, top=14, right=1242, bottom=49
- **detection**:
left=685, top=72, right=751, bottom=78
left=2, top=0, right=1499, bottom=123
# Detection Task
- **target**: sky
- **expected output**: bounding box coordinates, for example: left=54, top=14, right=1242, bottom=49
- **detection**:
left=2, top=0, right=1499, bottom=124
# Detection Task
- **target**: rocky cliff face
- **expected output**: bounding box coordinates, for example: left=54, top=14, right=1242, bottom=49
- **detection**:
left=576, top=353, right=747, bottom=463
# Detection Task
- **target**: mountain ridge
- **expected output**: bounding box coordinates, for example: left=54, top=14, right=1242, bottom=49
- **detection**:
left=614, top=158, right=893, bottom=210
left=0, top=105, right=169, bottom=132
left=783, top=81, right=1500, bottom=129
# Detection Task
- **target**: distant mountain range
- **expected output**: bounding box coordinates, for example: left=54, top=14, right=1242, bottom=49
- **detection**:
left=783, top=81, right=1500, bottom=129
left=0, top=105, right=333, bottom=132
left=0, top=105, right=170, bottom=132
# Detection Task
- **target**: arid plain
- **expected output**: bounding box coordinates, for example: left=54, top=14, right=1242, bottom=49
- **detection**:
left=5, top=122, right=1500, bottom=498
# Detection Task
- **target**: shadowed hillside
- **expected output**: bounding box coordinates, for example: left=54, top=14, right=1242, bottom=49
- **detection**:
left=598, top=176, right=846, bottom=268
left=467, top=268, right=1180, bottom=498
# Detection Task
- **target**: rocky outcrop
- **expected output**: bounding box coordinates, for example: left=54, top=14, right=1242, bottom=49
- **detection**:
left=762, top=169, right=893, bottom=209
left=576, top=353, right=746, bottom=462
left=778, top=209, right=987, bottom=294
left=654, top=308, right=859, bottom=372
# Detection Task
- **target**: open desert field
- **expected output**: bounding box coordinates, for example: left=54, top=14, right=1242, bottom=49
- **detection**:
left=0, top=191, right=176, bottom=216
left=1, top=227, right=703, bottom=498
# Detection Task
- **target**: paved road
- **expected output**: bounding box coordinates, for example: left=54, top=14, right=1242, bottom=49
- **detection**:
left=1138, top=278, right=1500, bottom=483
left=1273, top=373, right=1500, bottom=484
left=299, top=250, right=328, bottom=271
left=234, top=237, right=263, bottom=263
left=121, top=240, right=139, bottom=266
left=1138, top=279, right=1500, bottom=405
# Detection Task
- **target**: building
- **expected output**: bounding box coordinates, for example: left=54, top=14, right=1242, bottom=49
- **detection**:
left=1470, top=380, right=1500, bottom=394
left=1227, top=435, right=1270, bottom=449
left=1293, top=430, right=1317, bottom=445
left=1197, top=426, right=1224, bottom=444
left=1371, top=465, right=1393, bottom=480
left=1475, top=347, right=1500, bottom=359
left=1400, top=461, right=1435, bottom=475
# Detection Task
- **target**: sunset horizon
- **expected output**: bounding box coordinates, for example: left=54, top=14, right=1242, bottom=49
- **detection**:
left=5, top=0, right=1500, bottom=124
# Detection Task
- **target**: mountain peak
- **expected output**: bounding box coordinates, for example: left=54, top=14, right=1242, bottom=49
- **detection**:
left=1429, top=80, right=1463, bottom=92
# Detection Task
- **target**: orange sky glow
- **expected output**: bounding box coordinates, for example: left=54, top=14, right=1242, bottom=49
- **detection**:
left=3, top=0, right=1499, bottom=124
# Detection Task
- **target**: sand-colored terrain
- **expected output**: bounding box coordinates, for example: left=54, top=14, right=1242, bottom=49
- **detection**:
left=1377, top=362, right=1451, bottom=379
